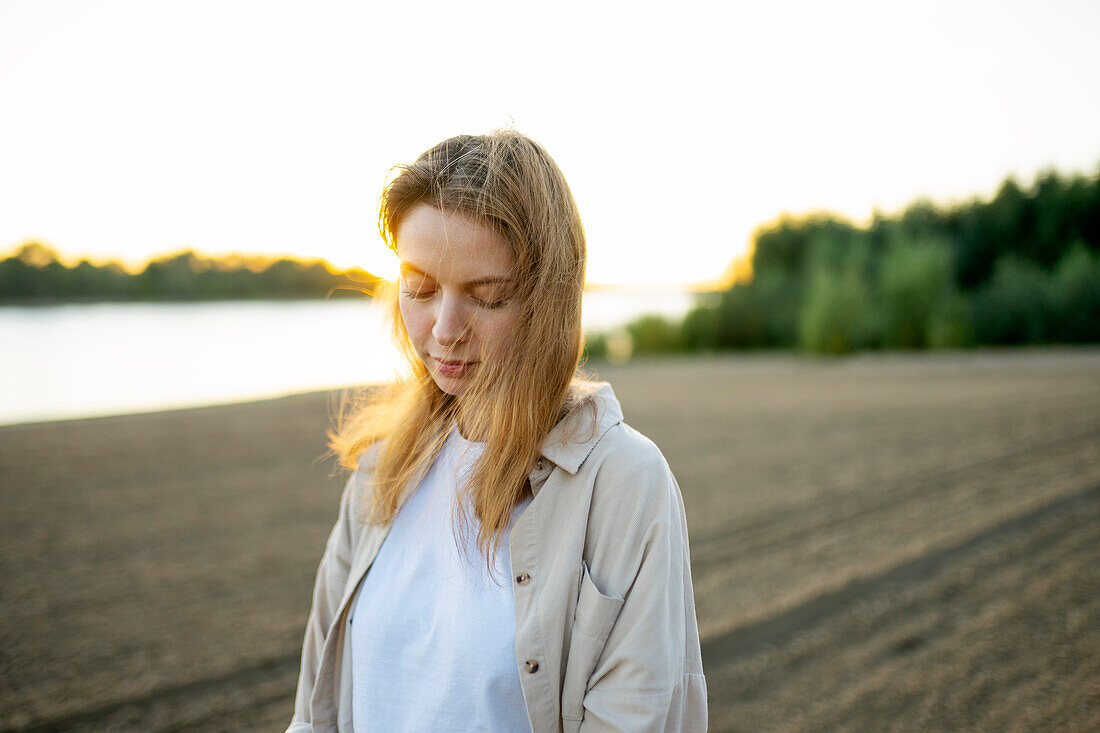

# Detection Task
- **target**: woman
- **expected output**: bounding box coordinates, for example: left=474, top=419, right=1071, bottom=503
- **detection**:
left=288, top=131, right=707, bottom=732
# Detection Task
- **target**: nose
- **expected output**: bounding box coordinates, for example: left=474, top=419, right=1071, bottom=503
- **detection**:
left=432, top=293, right=468, bottom=348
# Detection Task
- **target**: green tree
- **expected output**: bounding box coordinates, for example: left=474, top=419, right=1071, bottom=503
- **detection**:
left=798, top=265, right=874, bottom=354
left=626, top=315, right=683, bottom=354
left=878, top=238, right=960, bottom=349
left=1049, top=242, right=1100, bottom=342
left=972, top=255, right=1055, bottom=344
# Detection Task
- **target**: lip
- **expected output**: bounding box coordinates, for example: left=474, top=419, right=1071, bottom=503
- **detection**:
left=432, top=357, right=477, bottom=378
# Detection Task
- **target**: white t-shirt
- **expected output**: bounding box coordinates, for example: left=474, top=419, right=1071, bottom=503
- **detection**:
left=349, top=428, right=533, bottom=732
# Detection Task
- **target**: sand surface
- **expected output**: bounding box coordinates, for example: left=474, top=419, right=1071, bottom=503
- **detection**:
left=1, top=347, right=1098, bottom=731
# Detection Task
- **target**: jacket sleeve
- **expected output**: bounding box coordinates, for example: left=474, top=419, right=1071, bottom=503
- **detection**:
left=579, top=451, right=708, bottom=732
left=286, top=468, right=361, bottom=733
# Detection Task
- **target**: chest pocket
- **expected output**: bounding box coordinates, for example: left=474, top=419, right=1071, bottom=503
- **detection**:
left=561, top=561, right=625, bottom=724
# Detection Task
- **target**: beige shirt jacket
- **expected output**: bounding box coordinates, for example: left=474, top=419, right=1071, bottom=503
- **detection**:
left=288, top=383, right=708, bottom=732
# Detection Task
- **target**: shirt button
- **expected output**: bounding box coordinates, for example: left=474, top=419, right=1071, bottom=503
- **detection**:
left=524, top=659, right=540, bottom=673
left=515, top=572, right=531, bottom=585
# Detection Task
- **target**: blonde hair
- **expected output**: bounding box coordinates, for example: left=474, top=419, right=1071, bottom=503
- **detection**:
left=330, top=130, right=591, bottom=564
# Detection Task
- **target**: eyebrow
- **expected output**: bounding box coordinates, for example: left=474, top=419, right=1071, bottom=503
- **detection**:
left=399, top=262, right=514, bottom=287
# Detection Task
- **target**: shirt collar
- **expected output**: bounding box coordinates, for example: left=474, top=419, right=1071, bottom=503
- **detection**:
left=539, top=382, right=624, bottom=475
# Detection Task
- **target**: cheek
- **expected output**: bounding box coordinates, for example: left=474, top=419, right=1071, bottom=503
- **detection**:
left=398, top=301, right=428, bottom=346
left=480, top=313, right=519, bottom=353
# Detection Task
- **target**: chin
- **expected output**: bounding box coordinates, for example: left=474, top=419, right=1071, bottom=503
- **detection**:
left=431, top=375, right=468, bottom=397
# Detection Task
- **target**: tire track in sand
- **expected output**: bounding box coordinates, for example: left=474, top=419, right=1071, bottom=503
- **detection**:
left=700, top=481, right=1100, bottom=667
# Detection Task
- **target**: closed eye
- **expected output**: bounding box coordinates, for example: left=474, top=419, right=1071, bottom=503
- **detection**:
left=474, top=296, right=508, bottom=309
left=470, top=283, right=512, bottom=309
left=401, top=287, right=435, bottom=301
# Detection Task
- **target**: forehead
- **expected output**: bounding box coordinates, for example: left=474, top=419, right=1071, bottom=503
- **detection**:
left=395, top=204, right=514, bottom=280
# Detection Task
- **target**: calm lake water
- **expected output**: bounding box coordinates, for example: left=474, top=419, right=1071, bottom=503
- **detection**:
left=0, top=292, right=696, bottom=425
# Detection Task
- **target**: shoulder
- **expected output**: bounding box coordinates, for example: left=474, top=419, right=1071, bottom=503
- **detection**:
left=342, top=442, right=384, bottom=518
left=584, top=420, right=681, bottom=525
left=354, top=441, right=384, bottom=474
left=576, top=420, right=690, bottom=600
left=554, top=381, right=677, bottom=508
left=590, top=420, right=670, bottom=477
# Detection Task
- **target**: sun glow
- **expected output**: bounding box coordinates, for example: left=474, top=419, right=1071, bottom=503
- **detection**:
left=1, top=0, right=1098, bottom=289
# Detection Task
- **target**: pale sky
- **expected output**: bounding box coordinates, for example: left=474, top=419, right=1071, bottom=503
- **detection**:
left=2, top=0, right=1098, bottom=288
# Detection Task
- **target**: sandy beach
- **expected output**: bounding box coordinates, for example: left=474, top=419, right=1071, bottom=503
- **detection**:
left=1, top=348, right=1098, bottom=732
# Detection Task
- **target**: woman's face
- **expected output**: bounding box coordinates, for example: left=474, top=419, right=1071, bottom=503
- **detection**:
left=395, top=204, right=520, bottom=397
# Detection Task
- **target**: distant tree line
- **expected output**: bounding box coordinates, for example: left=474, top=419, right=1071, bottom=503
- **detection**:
left=0, top=244, right=380, bottom=302
left=589, top=167, right=1100, bottom=357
